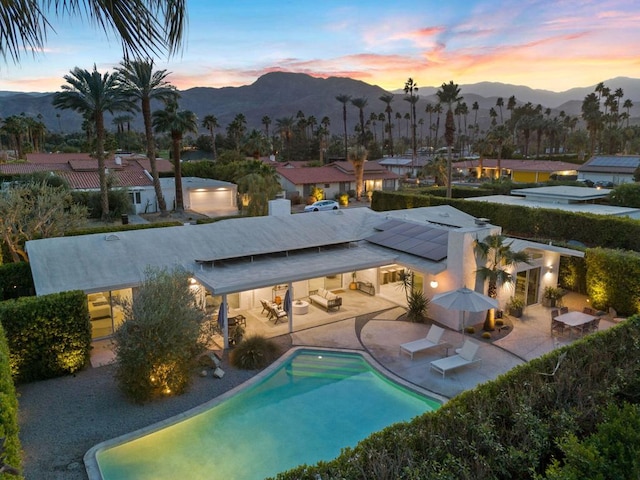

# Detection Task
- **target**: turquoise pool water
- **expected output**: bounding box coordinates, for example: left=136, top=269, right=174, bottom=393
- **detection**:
left=94, top=350, right=441, bottom=480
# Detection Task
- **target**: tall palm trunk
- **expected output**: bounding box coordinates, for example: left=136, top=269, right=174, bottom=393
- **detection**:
left=95, top=112, right=110, bottom=221
left=142, top=96, right=167, bottom=215
left=342, top=106, right=348, bottom=160
left=172, top=132, right=184, bottom=212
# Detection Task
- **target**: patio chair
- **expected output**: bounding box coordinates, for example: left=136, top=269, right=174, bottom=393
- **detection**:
left=260, top=299, right=271, bottom=316
left=550, top=309, right=559, bottom=320
left=560, top=306, right=569, bottom=315
left=430, top=340, right=481, bottom=378
left=268, top=305, right=288, bottom=324
left=399, top=325, right=446, bottom=360
left=551, top=318, right=566, bottom=336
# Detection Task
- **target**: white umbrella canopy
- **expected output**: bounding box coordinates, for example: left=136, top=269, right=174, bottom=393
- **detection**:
left=431, top=287, right=499, bottom=312
left=431, top=287, right=499, bottom=333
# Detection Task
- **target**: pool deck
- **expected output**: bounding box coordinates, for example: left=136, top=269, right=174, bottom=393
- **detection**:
left=272, top=292, right=616, bottom=400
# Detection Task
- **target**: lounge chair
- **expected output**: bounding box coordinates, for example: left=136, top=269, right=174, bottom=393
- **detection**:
left=430, top=340, right=481, bottom=378
left=399, top=325, right=446, bottom=360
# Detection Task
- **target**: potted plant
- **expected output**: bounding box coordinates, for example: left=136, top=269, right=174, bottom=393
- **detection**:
left=506, top=296, right=524, bottom=318
left=543, top=286, right=563, bottom=307
left=349, top=272, right=358, bottom=290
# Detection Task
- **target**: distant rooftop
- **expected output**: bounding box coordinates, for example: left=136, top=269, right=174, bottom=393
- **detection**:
left=510, top=186, right=611, bottom=203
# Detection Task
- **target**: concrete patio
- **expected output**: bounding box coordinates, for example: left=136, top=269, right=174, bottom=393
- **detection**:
left=90, top=289, right=617, bottom=401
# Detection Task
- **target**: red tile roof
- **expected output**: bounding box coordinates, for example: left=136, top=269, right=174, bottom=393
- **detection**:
left=275, top=161, right=399, bottom=185
left=452, top=158, right=579, bottom=172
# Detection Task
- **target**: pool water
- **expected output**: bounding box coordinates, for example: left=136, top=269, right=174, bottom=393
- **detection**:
left=94, top=350, right=440, bottom=480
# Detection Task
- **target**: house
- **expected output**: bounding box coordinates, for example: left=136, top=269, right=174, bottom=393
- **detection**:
left=466, top=185, right=640, bottom=219
left=273, top=160, right=399, bottom=200
left=577, top=155, right=640, bottom=186
left=0, top=153, right=237, bottom=216
left=452, top=158, right=578, bottom=182
left=377, top=155, right=430, bottom=178
left=26, top=203, right=582, bottom=343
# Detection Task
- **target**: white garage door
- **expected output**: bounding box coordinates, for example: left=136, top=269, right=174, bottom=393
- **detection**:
left=189, top=189, right=235, bottom=213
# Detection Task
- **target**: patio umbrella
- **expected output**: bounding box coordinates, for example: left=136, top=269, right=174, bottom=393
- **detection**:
left=431, top=287, right=498, bottom=333
left=217, top=302, right=226, bottom=332
left=283, top=289, right=292, bottom=314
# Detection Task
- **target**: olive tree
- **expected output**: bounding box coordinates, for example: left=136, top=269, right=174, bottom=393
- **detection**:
left=113, top=267, right=207, bottom=403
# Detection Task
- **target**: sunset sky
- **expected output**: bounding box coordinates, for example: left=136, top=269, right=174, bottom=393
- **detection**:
left=0, top=0, right=639, bottom=93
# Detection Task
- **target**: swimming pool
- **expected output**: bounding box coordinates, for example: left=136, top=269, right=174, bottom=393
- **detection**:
left=88, top=349, right=441, bottom=480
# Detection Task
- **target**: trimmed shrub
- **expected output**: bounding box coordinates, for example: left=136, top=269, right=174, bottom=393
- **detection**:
left=112, top=268, right=207, bottom=403
left=0, top=322, right=21, bottom=478
left=0, top=291, right=91, bottom=383
left=229, top=335, right=281, bottom=370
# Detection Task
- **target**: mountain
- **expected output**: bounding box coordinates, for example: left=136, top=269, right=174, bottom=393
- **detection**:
left=1, top=72, right=639, bottom=137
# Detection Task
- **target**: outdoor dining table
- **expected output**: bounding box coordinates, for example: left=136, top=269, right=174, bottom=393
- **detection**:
left=553, top=310, right=596, bottom=327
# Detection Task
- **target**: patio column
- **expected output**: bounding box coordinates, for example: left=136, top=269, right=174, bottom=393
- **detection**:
left=222, top=293, right=229, bottom=349
left=287, top=282, right=293, bottom=334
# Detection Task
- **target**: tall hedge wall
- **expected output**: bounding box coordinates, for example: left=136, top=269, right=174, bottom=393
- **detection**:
left=586, top=248, right=640, bottom=316
left=0, top=291, right=91, bottom=383
left=274, top=316, right=640, bottom=480
left=0, top=322, right=22, bottom=479
left=372, top=191, right=640, bottom=251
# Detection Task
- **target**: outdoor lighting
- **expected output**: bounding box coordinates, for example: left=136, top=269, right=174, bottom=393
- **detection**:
left=430, top=280, right=439, bottom=289
left=189, top=277, right=197, bottom=285
left=546, top=265, right=553, bottom=273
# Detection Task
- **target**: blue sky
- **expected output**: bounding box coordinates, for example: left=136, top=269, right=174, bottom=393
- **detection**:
left=1, top=0, right=639, bottom=93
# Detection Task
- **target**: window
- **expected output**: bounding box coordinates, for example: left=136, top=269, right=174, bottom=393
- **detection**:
left=128, top=192, right=142, bottom=204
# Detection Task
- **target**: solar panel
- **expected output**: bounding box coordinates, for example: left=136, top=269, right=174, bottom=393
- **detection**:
left=590, top=156, right=640, bottom=168
left=365, top=221, right=449, bottom=262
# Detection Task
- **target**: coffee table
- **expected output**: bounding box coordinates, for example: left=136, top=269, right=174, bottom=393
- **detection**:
left=292, top=300, right=309, bottom=315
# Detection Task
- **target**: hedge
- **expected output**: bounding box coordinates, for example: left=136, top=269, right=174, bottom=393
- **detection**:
left=0, top=322, right=21, bottom=479
left=0, top=291, right=91, bottom=383
left=0, top=263, right=34, bottom=301
left=372, top=191, right=640, bottom=251
left=273, top=316, right=640, bottom=480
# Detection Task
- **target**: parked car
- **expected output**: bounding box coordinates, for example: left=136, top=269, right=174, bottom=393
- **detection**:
left=595, top=181, right=614, bottom=188
left=304, top=200, right=340, bottom=212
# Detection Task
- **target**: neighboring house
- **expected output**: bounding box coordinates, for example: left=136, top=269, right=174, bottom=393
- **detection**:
left=0, top=153, right=237, bottom=216
left=577, top=155, right=640, bottom=185
left=26, top=203, right=582, bottom=341
left=377, top=155, right=430, bottom=178
left=273, top=160, right=399, bottom=200
left=465, top=185, right=640, bottom=219
left=452, top=158, right=578, bottom=182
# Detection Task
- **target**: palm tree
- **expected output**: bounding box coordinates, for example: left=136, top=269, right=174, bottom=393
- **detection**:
left=152, top=101, right=198, bottom=213
left=379, top=93, right=395, bottom=156
left=117, top=59, right=178, bottom=216
left=336, top=94, right=352, bottom=159
left=487, top=125, right=511, bottom=179
left=1, top=115, right=27, bottom=160
left=202, top=114, right=219, bottom=160
left=436, top=81, right=462, bottom=198
left=623, top=99, right=634, bottom=128
left=0, top=0, right=186, bottom=64
left=53, top=65, right=136, bottom=221
left=496, top=97, right=504, bottom=124
left=351, top=97, right=368, bottom=147
left=507, top=95, right=517, bottom=121
left=275, top=117, right=295, bottom=161
left=404, top=78, right=419, bottom=170
left=474, top=234, right=530, bottom=331
left=348, top=145, right=367, bottom=200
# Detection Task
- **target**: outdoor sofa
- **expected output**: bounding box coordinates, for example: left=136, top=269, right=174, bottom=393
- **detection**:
left=309, top=288, right=342, bottom=311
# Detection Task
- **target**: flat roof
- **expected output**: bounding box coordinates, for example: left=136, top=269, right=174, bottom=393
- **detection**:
left=27, top=207, right=459, bottom=296
left=511, top=186, right=611, bottom=202
left=467, top=195, right=640, bottom=219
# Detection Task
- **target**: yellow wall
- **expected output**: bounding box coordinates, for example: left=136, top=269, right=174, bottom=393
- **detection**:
left=512, top=171, right=551, bottom=182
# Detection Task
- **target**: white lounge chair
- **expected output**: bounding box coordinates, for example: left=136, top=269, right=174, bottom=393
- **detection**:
left=399, top=325, right=445, bottom=360
left=430, top=340, right=481, bottom=378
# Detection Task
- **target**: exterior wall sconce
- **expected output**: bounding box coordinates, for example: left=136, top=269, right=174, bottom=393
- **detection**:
left=430, top=280, right=439, bottom=289
left=546, top=265, right=553, bottom=273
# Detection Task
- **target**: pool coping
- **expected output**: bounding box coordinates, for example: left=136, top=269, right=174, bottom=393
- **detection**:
left=84, top=346, right=446, bottom=479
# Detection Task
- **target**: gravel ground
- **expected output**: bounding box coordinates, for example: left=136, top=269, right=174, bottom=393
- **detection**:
left=16, top=336, right=292, bottom=480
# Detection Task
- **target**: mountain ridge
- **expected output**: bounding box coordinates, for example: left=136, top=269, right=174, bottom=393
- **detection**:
left=1, top=72, right=638, bottom=136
